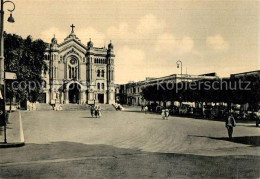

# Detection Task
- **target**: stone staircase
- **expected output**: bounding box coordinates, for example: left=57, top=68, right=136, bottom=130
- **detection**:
left=35, top=103, right=53, bottom=111
left=60, top=104, right=90, bottom=111
left=98, top=104, right=116, bottom=111
left=35, top=103, right=116, bottom=111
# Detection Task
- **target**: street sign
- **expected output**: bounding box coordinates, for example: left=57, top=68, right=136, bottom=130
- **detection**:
left=5, top=72, right=17, bottom=80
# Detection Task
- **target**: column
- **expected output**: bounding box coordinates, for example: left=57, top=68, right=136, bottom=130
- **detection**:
left=64, top=89, right=69, bottom=104
left=80, top=90, right=85, bottom=104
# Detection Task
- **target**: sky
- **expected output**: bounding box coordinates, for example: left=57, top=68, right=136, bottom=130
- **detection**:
left=4, top=0, right=260, bottom=83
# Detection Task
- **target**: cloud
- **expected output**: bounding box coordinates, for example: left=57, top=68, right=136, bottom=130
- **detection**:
left=106, top=14, right=166, bottom=41
left=115, top=46, right=146, bottom=83
left=206, top=34, right=229, bottom=51
left=155, top=33, right=194, bottom=54
left=77, top=27, right=105, bottom=47
left=39, top=27, right=67, bottom=43
left=106, top=23, right=134, bottom=41
left=136, top=14, right=166, bottom=35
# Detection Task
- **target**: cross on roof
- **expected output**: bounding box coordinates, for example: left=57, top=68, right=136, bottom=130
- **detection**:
left=70, top=24, right=75, bottom=33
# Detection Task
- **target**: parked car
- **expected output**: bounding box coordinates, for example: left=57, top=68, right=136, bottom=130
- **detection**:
left=203, top=105, right=213, bottom=118
left=148, top=103, right=158, bottom=112
left=156, top=106, right=164, bottom=113
left=210, top=106, right=227, bottom=119
left=170, top=105, right=179, bottom=115
left=179, top=105, right=191, bottom=115
left=193, top=107, right=203, bottom=116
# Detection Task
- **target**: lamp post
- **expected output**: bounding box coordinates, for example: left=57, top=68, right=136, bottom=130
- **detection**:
left=176, top=60, right=182, bottom=77
left=0, top=0, right=15, bottom=143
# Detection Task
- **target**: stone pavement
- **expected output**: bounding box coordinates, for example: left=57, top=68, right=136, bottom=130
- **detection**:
left=0, top=111, right=25, bottom=148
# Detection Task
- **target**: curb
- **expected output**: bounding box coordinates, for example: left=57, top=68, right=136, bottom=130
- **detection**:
left=0, top=111, right=25, bottom=148
left=0, top=142, right=25, bottom=148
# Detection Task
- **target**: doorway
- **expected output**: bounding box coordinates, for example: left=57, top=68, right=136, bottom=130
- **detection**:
left=68, top=83, right=81, bottom=103
left=98, top=94, right=104, bottom=103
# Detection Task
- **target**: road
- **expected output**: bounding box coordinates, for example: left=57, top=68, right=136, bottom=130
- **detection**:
left=0, top=109, right=260, bottom=178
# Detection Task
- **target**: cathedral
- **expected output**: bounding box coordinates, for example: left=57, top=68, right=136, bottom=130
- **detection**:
left=41, top=25, right=115, bottom=105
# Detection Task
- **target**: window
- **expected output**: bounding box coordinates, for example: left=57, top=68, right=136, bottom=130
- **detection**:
left=97, top=83, right=100, bottom=90
left=69, top=66, right=71, bottom=78
left=97, top=70, right=100, bottom=77
left=60, top=56, right=63, bottom=61
left=102, top=83, right=104, bottom=90
left=101, top=70, right=104, bottom=77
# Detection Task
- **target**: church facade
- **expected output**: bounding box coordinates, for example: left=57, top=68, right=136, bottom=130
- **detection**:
left=41, top=25, right=115, bottom=105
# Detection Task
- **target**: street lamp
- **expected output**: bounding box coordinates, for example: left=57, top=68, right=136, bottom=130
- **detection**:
left=176, top=60, right=182, bottom=77
left=0, top=0, right=15, bottom=143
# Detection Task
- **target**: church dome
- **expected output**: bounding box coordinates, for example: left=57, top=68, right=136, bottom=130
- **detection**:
left=87, top=40, right=93, bottom=48
left=51, top=35, right=58, bottom=44
left=108, top=41, right=114, bottom=50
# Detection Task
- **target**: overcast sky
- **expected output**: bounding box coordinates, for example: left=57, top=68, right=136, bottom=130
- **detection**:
left=5, top=0, right=259, bottom=83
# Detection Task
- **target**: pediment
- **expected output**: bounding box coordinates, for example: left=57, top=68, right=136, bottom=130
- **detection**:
left=59, top=39, right=87, bottom=54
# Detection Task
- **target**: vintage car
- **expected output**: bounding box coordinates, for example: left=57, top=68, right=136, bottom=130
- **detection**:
left=203, top=105, right=213, bottom=119
left=179, top=105, right=191, bottom=115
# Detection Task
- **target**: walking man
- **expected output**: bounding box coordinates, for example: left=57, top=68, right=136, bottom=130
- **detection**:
left=226, top=113, right=236, bottom=140
left=90, top=105, right=95, bottom=117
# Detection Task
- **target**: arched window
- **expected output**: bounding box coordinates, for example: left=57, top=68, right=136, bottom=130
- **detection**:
left=94, top=59, right=97, bottom=63
left=97, top=70, right=100, bottom=77
left=102, top=83, right=104, bottom=90
left=101, top=70, right=104, bottom=77
left=69, top=66, right=71, bottom=78
left=47, top=54, right=50, bottom=60
left=97, top=83, right=100, bottom=90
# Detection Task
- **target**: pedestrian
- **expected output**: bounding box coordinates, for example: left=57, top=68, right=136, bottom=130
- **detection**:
left=226, top=113, right=236, bottom=140
left=144, top=105, right=148, bottom=114
left=94, top=105, right=98, bottom=118
left=90, top=105, right=94, bottom=117
left=161, top=109, right=165, bottom=120
left=97, top=105, right=102, bottom=118
left=165, top=108, right=169, bottom=120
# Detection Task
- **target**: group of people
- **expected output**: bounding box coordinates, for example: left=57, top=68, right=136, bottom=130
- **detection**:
left=161, top=108, right=170, bottom=120
left=90, top=105, right=102, bottom=118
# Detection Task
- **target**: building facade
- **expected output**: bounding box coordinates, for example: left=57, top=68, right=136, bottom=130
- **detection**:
left=41, top=25, right=115, bottom=104
left=116, top=73, right=218, bottom=106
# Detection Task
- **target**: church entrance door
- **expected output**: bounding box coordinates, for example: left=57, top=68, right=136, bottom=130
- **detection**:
left=98, top=94, right=104, bottom=103
left=68, top=83, right=81, bottom=104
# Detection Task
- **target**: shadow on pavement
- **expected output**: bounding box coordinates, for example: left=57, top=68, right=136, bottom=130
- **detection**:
left=190, top=135, right=260, bottom=147
left=0, top=141, right=260, bottom=178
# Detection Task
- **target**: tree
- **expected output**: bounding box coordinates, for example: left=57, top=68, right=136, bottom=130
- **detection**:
left=4, top=33, right=47, bottom=104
